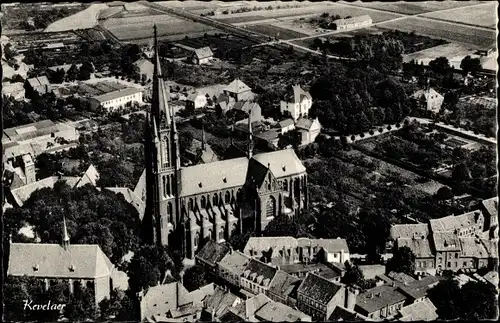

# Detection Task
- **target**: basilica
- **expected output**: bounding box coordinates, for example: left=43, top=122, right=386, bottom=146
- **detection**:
left=143, top=27, right=309, bottom=259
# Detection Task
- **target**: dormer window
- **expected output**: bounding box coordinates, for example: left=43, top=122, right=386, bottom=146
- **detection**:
left=198, top=182, right=203, bottom=188
left=223, top=177, right=227, bottom=183
left=33, top=264, right=39, bottom=271
left=69, top=264, right=75, bottom=272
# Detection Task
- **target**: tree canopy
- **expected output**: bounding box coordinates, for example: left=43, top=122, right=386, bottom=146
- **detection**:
left=460, top=55, right=482, bottom=76
left=386, top=246, right=416, bottom=275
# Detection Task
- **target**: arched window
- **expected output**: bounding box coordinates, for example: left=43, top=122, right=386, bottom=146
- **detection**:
left=164, top=138, right=170, bottom=166
left=167, top=203, right=173, bottom=223
left=188, top=198, right=194, bottom=211
left=162, top=176, right=167, bottom=198
left=213, top=194, right=218, bottom=206
left=160, top=217, right=164, bottom=228
left=166, top=176, right=171, bottom=196
left=201, top=196, right=206, bottom=208
left=266, top=196, right=276, bottom=218
left=219, top=226, right=225, bottom=241
left=283, top=179, right=288, bottom=191
left=194, top=232, right=200, bottom=248
left=224, top=191, right=231, bottom=204
left=170, top=175, right=175, bottom=196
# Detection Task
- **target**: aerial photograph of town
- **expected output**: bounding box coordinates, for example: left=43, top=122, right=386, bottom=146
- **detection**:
left=0, top=0, right=498, bottom=322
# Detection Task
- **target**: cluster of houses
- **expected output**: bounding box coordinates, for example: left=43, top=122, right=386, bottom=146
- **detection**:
left=389, top=197, right=498, bottom=276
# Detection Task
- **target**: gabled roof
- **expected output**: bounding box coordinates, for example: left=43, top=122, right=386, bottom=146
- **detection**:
left=8, top=243, right=113, bottom=278
left=388, top=272, right=416, bottom=285
left=267, top=270, right=300, bottom=298
left=27, top=76, right=50, bottom=88
left=329, top=306, right=372, bottom=321
left=396, top=275, right=440, bottom=300
left=429, top=211, right=482, bottom=233
left=242, top=259, right=278, bottom=287
left=295, top=118, right=320, bottom=131
left=278, top=119, right=295, bottom=128
left=218, top=250, right=250, bottom=277
left=196, top=240, right=230, bottom=266
left=255, top=300, right=310, bottom=322
left=398, top=298, right=438, bottom=321
left=193, top=47, right=213, bottom=60
left=283, top=85, right=311, bottom=104
left=104, top=187, right=145, bottom=219
left=232, top=100, right=259, bottom=114
left=355, top=285, right=408, bottom=314
left=245, top=158, right=272, bottom=189
left=297, top=273, right=343, bottom=304
left=459, top=237, right=495, bottom=258
left=76, top=164, right=100, bottom=187
left=204, top=287, right=241, bottom=318
left=396, top=237, right=433, bottom=258
left=224, top=79, right=251, bottom=94
left=390, top=224, right=429, bottom=240
left=252, top=149, right=306, bottom=179
left=432, top=232, right=461, bottom=252
left=10, top=176, right=60, bottom=207
left=412, top=88, right=443, bottom=101
left=481, top=197, right=498, bottom=218
left=134, top=58, right=154, bottom=70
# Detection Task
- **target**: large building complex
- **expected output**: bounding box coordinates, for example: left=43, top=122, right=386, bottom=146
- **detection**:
left=142, top=27, right=309, bottom=260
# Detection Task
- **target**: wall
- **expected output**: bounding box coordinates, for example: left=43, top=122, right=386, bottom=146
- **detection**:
left=94, top=276, right=111, bottom=305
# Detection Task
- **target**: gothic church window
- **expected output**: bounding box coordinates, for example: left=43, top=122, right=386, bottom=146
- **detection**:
left=166, top=176, right=171, bottom=196
left=167, top=203, right=173, bottom=223
left=201, top=196, right=206, bottom=208
left=266, top=196, right=276, bottom=218
left=162, top=176, right=167, bottom=198
left=213, top=194, right=218, bottom=206
left=284, top=179, right=288, bottom=191
left=188, top=198, right=194, bottom=211
left=225, top=191, right=231, bottom=204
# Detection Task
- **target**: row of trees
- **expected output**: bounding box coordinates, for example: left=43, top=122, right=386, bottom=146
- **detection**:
left=46, top=61, right=95, bottom=83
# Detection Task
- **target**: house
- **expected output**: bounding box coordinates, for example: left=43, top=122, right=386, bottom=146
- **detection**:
left=254, top=130, right=281, bottom=150
left=359, top=265, right=386, bottom=280
left=332, top=15, right=373, bottom=30
left=255, top=299, right=312, bottom=322
left=201, top=286, right=243, bottom=321
left=2, top=82, right=25, bottom=100
left=243, top=236, right=350, bottom=265
left=240, top=258, right=278, bottom=296
left=280, top=85, right=313, bottom=121
left=218, top=250, right=251, bottom=288
left=7, top=219, right=128, bottom=305
left=280, top=262, right=342, bottom=282
left=139, top=280, right=215, bottom=321
left=412, top=87, right=444, bottom=114
left=295, top=117, right=321, bottom=146
left=328, top=306, right=372, bottom=321
left=26, top=76, right=51, bottom=95
left=195, top=240, right=231, bottom=277
left=191, top=47, right=214, bottom=65
left=354, top=285, right=408, bottom=320
left=2, top=61, right=33, bottom=79
left=215, top=92, right=235, bottom=113
left=266, top=270, right=301, bottom=307
left=232, top=100, right=262, bottom=122
left=185, top=91, right=208, bottom=110
left=89, top=87, right=143, bottom=111
left=182, top=128, right=219, bottom=166
left=134, top=58, right=154, bottom=82
left=397, top=298, right=438, bottom=321
left=278, top=119, right=295, bottom=135
left=296, top=273, right=352, bottom=320
left=223, top=78, right=254, bottom=102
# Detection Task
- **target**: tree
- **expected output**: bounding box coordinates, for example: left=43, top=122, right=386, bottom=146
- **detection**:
left=429, top=56, right=451, bottom=75
left=183, top=265, right=209, bottom=292
left=386, top=246, right=416, bottom=275
left=127, top=245, right=175, bottom=293
left=341, top=262, right=364, bottom=285
left=435, top=186, right=454, bottom=201
left=428, top=278, right=462, bottom=320
left=64, top=286, right=97, bottom=321
left=78, top=61, right=94, bottom=81
left=452, top=163, right=471, bottom=182
left=66, top=63, right=79, bottom=82
left=460, top=55, right=482, bottom=76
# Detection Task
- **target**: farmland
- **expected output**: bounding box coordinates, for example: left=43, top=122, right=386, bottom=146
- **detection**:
left=347, top=1, right=482, bottom=15
left=175, top=34, right=257, bottom=53
left=420, top=2, right=497, bottom=29
left=102, top=14, right=215, bottom=42
left=44, top=3, right=108, bottom=32
left=377, top=17, right=496, bottom=48
left=245, top=24, right=308, bottom=40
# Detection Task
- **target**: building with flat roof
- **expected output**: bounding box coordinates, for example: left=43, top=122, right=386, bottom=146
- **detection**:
left=89, top=87, right=143, bottom=111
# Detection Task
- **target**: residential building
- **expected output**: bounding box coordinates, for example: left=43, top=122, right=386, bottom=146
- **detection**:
left=280, top=262, right=342, bottom=282
left=240, top=258, right=278, bottom=295
left=215, top=92, right=235, bottom=113
left=182, top=127, right=219, bottom=166
left=195, top=240, right=231, bottom=277
left=295, top=117, right=321, bottom=146
left=390, top=205, right=498, bottom=275
left=397, top=298, right=438, bottom=321
left=7, top=218, right=128, bottom=305
left=280, top=85, right=313, bottom=121
left=218, top=250, right=251, bottom=288
left=88, top=87, right=143, bottom=111
left=255, top=299, right=312, bottom=322
left=278, top=119, right=295, bottom=135
left=266, top=270, right=301, bottom=307
left=143, top=27, right=309, bottom=261
left=254, top=130, right=281, bottom=150
left=201, top=286, right=244, bottom=321
left=134, top=58, right=154, bottom=82
left=232, top=100, right=263, bottom=122
left=186, top=91, right=208, bottom=110
left=243, top=236, right=350, bottom=265
left=223, top=78, right=254, bottom=102
left=296, top=273, right=350, bottom=320
left=332, top=15, right=372, bottom=30
left=191, top=47, right=214, bottom=65
left=139, top=280, right=215, bottom=321
left=354, top=285, right=407, bottom=320
left=2, top=61, right=33, bottom=79
left=2, top=82, right=25, bottom=100
left=328, top=306, right=372, bottom=321
left=26, top=76, right=51, bottom=95
left=3, top=120, right=79, bottom=162
left=412, top=87, right=444, bottom=114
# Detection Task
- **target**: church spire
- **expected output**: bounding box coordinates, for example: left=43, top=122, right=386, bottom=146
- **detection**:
left=153, top=24, right=162, bottom=78
left=62, top=216, right=70, bottom=250
left=152, top=25, right=171, bottom=127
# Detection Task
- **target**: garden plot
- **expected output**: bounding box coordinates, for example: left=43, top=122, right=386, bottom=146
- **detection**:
left=44, top=3, right=108, bottom=32
left=420, top=2, right=497, bottom=29
left=346, top=1, right=482, bottom=15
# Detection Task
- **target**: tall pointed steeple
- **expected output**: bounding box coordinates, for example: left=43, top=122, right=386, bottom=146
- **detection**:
left=62, top=216, right=70, bottom=250
left=152, top=24, right=171, bottom=128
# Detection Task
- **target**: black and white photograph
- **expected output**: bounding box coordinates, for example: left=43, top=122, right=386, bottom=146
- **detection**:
left=0, top=0, right=498, bottom=322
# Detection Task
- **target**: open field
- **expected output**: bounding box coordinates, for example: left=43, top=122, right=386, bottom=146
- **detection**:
left=175, top=34, right=256, bottom=52
left=420, top=2, right=497, bottom=29
left=113, top=8, right=165, bottom=18
left=377, top=17, right=496, bottom=49
left=403, top=43, right=478, bottom=69
left=345, top=1, right=482, bottom=15
left=102, top=14, right=215, bottom=41
left=245, top=24, right=308, bottom=40
left=44, top=3, right=108, bottom=32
